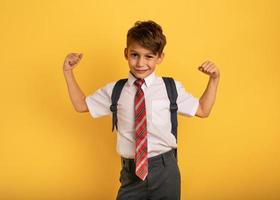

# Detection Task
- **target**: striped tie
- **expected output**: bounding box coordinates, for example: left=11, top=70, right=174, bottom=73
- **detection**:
left=134, top=79, right=148, bottom=181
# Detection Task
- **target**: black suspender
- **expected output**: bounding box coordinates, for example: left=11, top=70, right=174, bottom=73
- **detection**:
left=110, top=77, right=178, bottom=158
left=110, top=79, right=128, bottom=132
left=162, top=77, right=178, bottom=138
left=162, top=77, right=178, bottom=159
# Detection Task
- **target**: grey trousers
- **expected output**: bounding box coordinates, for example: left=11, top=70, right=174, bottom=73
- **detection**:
left=116, top=149, right=181, bottom=200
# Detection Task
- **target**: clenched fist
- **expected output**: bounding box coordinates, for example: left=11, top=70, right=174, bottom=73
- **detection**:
left=198, top=60, right=220, bottom=79
left=63, top=53, right=83, bottom=71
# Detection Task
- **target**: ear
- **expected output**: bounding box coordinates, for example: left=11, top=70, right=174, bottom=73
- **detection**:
left=156, top=52, right=165, bottom=64
left=124, top=48, right=128, bottom=60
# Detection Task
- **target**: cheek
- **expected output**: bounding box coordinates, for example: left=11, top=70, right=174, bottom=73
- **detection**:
left=128, top=59, right=136, bottom=67
left=148, top=60, right=157, bottom=67
left=129, top=59, right=135, bottom=65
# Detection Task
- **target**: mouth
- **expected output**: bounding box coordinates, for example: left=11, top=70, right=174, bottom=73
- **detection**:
left=134, top=68, right=149, bottom=74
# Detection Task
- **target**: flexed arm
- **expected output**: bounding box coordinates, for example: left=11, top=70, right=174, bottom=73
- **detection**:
left=63, top=53, right=89, bottom=112
left=195, top=60, right=220, bottom=118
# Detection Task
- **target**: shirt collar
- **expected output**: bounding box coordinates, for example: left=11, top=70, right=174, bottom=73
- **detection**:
left=127, top=71, right=156, bottom=88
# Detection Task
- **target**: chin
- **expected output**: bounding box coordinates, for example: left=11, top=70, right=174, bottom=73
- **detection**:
left=134, top=73, right=149, bottom=79
left=132, top=70, right=152, bottom=79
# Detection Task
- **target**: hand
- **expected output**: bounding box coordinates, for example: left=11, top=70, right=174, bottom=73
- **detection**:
left=63, top=53, right=83, bottom=71
left=198, top=60, right=220, bottom=79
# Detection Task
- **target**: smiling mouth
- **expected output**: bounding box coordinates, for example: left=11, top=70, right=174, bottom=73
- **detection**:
left=134, top=68, right=149, bottom=72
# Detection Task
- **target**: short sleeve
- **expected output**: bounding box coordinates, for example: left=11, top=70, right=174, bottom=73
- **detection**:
left=85, top=82, right=116, bottom=118
left=175, top=80, right=199, bottom=117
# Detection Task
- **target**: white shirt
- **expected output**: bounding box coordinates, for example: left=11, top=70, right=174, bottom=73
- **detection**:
left=86, top=72, right=199, bottom=158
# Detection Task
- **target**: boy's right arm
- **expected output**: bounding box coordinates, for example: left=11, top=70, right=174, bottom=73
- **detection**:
left=63, top=53, right=89, bottom=113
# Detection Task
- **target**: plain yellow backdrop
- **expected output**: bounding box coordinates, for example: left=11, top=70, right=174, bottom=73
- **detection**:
left=1, top=0, right=280, bottom=199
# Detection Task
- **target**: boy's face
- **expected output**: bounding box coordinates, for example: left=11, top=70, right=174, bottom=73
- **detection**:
left=124, top=42, right=164, bottom=79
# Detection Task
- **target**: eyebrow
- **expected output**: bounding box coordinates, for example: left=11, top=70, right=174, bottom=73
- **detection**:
left=129, top=50, right=156, bottom=55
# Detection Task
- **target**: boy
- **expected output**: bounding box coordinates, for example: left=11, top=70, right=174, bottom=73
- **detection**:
left=63, top=20, right=220, bottom=200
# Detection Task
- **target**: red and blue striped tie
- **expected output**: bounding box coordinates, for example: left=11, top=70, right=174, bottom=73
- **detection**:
left=134, top=79, right=148, bottom=181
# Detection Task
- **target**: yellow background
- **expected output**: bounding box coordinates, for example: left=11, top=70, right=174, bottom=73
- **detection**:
left=1, top=0, right=279, bottom=199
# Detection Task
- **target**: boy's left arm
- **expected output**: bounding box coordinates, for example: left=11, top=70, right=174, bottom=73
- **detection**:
left=195, top=60, right=220, bottom=118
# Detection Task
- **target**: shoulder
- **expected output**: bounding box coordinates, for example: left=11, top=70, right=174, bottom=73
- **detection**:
left=103, top=78, right=130, bottom=95
left=160, top=76, right=184, bottom=90
left=93, top=81, right=117, bottom=98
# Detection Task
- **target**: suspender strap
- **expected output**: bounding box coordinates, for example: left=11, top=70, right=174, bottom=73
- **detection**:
left=162, top=77, right=178, bottom=137
left=110, top=79, right=128, bottom=132
left=162, top=77, right=178, bottom=159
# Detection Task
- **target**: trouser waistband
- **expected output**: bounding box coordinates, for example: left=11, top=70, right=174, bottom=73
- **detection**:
left=121, top=149, right=176, bottom=171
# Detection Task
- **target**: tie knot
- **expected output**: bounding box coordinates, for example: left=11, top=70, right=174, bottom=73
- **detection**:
left=134, top=79, right=145, bottom=88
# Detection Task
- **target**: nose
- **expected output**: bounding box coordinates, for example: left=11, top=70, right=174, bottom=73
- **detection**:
left=136, top=57, right=145, bottom=67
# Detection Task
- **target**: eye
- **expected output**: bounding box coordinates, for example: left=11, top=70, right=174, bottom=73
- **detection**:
left=130, top=53, right=138, bottom=58
left=146, top=55, right=154, bottom=59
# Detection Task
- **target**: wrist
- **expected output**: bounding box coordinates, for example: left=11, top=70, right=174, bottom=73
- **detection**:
left=63, top=69, right=74, bottom=79
left=63, top=69, right=73, bottom=74
left=209, top=75, right=220, bottom=82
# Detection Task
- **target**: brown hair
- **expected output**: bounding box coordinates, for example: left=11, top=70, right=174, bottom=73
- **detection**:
left=126, top=20, right=166, bottom=55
